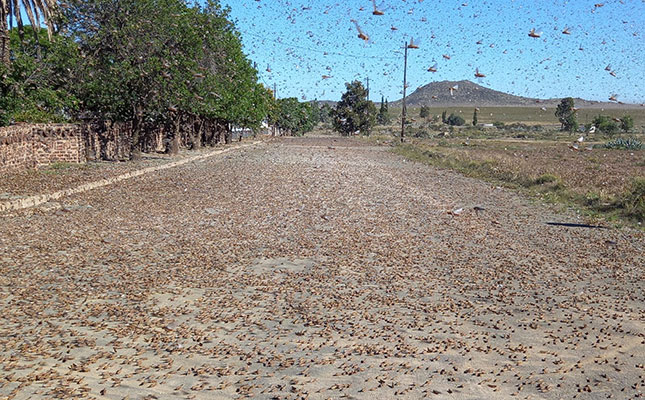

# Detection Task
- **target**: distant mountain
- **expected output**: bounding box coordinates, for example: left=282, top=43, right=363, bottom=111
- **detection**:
left=391, top=80, right=636, bottom=108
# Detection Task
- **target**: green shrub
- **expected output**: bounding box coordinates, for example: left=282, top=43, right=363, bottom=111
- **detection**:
left=604, top=137, right=643, bottom=150
left=493, top=121, right=505, bottom=129
left=555, top=97, right=578, bottom=132
left=617, top=177, right=645, bottom=222
left=592, top=115, right=619, bottom=136
left=620, top=115, right=634, bottom=132
left=447, top=113, right=465, bottom=126
left=533, top=174, right=558, bottom=185
left=583, top=192, right=602, bottom=207
left=411, top=127, right=431, bottom=138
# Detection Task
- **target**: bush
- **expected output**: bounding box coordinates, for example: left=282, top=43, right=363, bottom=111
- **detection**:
left=604, top=137, right=643, bottom=150
left=617, top=177, right=645, bottom=222
left=493, top=121, right=505, bottom=129
left=620, top=115, right=634, bottom=132
left=419, top=105, right=430, bottom=119
left=411, top=127, right=431, bottom=138
left=592, top=115, right=619, bottom=136
left=446, top=113, right=465, bottom=126
left=583, top=192, right=602, bottom=207
left=533, top=174, right=558, bottom=185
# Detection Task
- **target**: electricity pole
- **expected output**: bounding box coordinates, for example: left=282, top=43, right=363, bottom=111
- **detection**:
left=273, top=83, right=277, bottom=136
left=401, top=42, right=408, bottom=143
left=366, top=76, right=370, bottom=101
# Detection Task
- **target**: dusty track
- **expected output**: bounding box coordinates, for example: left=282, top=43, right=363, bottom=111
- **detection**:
left=1, top=136, right=643, bottom=399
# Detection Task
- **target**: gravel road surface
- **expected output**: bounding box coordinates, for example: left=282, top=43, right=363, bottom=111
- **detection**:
left=1, top=136, right=643, bottom=399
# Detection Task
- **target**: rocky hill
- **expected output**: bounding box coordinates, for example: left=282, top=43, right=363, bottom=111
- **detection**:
left=392, top=80, right=633, bottom=108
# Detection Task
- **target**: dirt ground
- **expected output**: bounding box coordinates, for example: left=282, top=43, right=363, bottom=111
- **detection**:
left=0, top=136, right=643, bottom=399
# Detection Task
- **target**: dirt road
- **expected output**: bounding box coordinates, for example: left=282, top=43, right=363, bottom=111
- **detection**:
left=1, top=136, right=643, bottom=399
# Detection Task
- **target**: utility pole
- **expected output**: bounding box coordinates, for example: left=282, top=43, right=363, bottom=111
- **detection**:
left=366, top=76, right=370, bottom=101
left=273, top=83, right=277, bottom=136
left=401, top=42, right=408, bottom=143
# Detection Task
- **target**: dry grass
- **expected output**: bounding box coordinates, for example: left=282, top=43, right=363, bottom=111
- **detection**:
left=390, top=136, right=644, bottom=226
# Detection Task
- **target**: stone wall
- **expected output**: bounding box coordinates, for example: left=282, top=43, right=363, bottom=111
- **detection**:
left=0, top=124, right=86, bottom=174
left=82, top=122, right=132, bottom=162
left=1, top=117, right=232, bottom=174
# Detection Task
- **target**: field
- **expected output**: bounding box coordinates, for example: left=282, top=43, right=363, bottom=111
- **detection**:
left=362, top=111, right=645, bottom=226
left=386, top=106, right=645, bottom=128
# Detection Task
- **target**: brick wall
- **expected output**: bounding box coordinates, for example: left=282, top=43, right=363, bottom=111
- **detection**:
left=1, top=116, right=231, bottom=174
left=0, top=124, right=86, bottom=174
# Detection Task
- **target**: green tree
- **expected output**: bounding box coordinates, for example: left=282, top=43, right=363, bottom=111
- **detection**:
left=273, top=97, right=316, bottom=136
left=65, top=0, right=204, bottom=152
left=332, top=80, right=376, bottom=136
left=419, top=105, right=430, bottom=119
left=319, top=103, right=332, bottom=124
left=620, top=114, right=634, bottom=132
left=441, top=110, right=447, bottom=124
left=63, top=0, right=266, bottom=152
left=1, top=0, right=58, bottom=66
left=309, top=99, right=321, bottom=126
left=377, top=96, right=390, bottom=125
left=472, top=109, right=478, bottom=126
left=0, top=26, right=79, bottom=125
left=555, top=97, right=578, bottom=132
left=447, top=113, right=465, bottom=126
left=592, top=115, right=619, bottom=136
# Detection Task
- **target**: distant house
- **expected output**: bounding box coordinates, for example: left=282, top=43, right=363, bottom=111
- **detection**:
left=231, top=125, right=253, bottom=139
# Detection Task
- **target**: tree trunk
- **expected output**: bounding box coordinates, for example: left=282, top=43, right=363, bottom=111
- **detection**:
left=131, top=121, right=142, bottom=160
left=131, top=105, right=144, bottom=160
left=1, top=3, right=10, bottom=67
left=224, top=125, right=232, bottom=144
left=166, top=114, right=180, bottom=155
left=193, top=116, right=203, bottom=149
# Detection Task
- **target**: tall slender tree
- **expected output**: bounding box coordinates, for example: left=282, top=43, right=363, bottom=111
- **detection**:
left=377, top=96, right=390, bottom=125
left=555, top=97, right=578, bottom=132
left=1, top=0, right=58, bottom=66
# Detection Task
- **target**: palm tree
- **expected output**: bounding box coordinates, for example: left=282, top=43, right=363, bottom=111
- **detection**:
left=1, top=0, right=58, bottom=66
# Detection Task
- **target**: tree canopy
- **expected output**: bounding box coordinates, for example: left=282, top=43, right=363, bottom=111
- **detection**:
left=270, top=97, right=316, bottom=136
left=1, top=0, right=59, bottom=65
left=1, top=0, right=286, bottom=152
left=0, top=27, right=78, bottom=125
left=332, top=81, right=376, bottom=136
left=592, top=115, right=619, bottom=136
left=555, top=97, right=578, bottom=132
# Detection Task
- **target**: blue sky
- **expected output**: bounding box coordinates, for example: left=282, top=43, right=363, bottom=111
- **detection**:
left=218, top=0, right=645, bottom=104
